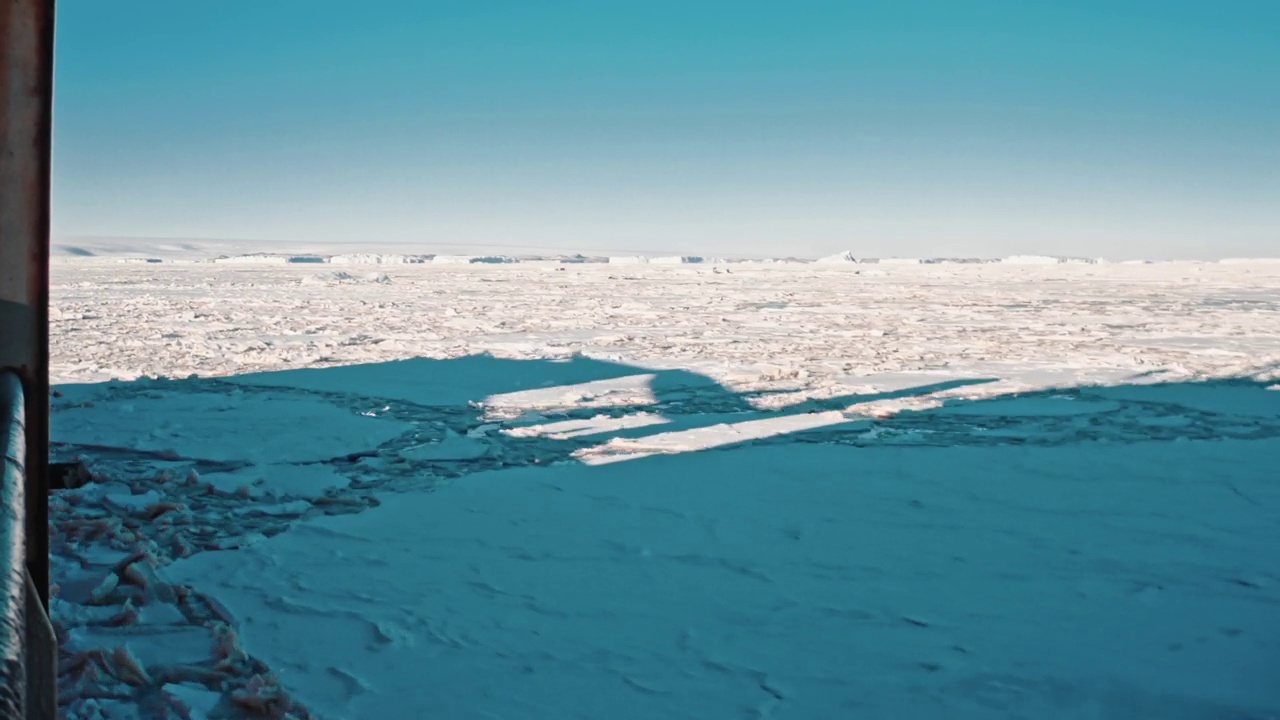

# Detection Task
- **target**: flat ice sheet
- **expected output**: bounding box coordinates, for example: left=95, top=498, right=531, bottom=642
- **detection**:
left=165, top=438, right=1280, bottom=720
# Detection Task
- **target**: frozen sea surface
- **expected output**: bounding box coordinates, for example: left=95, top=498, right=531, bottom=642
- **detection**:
left=46, top=260, right=1280, bottom=719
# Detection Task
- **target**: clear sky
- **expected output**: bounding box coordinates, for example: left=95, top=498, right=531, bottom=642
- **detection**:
left=53, top=1, right=1279, bottom=259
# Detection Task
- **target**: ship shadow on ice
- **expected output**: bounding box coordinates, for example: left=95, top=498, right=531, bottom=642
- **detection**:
left=51, top=354, right=1008, bottom=469
left=49, top=354, right=1280, bottom=468
left=223, top=355, right=1008, bottom=458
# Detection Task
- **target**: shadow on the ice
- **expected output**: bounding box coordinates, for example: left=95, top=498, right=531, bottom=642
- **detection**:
left=50, top=354, right=1280, bottom=469
left=204, top=354, right=760, bottom=412
left=176, top=355, right=1000, bottom=455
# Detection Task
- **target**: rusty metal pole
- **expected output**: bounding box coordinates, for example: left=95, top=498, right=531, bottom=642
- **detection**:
left=0, top=0, right=54, bottom=611
left=0, top=2, right=56, bottom=718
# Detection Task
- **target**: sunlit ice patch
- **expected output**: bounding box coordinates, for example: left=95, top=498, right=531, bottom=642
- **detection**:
left=482, top=373, right=660, bottom=414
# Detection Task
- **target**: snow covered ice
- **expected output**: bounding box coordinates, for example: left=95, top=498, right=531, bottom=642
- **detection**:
left=45, top=256, right=1280, bottom=719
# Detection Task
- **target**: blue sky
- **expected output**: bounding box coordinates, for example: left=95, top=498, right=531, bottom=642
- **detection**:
left=53, top=1, right=1278, bottom=259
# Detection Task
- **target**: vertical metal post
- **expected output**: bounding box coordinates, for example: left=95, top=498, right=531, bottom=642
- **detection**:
left=0, top=0, right=55, bottom=612
left=0, top=1, right=56, bottom=718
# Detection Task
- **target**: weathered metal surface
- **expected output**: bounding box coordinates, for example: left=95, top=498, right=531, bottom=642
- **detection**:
left=0, top=0, right=55, bottom=618
left=1, top=0, right=56, bottom=717
left=0, top=0, right=53, bottom=309
left=0, top=304, right=34, bottom=374
left=21, top=571, right=52, bottom=720
left=0, top=373, right=27, bottom=719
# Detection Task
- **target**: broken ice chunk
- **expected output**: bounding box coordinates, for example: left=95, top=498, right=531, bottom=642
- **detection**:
left=103, top=490, right=163, bottom=514
left=164, top=683, right=223, bottom=720
left=398, top=430, right=488, bottom=461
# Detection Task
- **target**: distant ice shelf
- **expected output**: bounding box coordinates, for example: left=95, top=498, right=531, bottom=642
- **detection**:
left=47, top=242, right=1280, bottom=267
